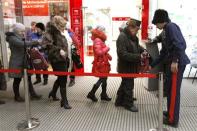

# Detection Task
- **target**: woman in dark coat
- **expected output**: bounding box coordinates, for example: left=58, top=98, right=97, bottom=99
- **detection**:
left=87, top=26, right=112, bottom=102
left=115, top=18, right=145, bottom=112
left=0, top=60, right=6, bottom=104
left=42, top=16, right=71, bottom=109
left=5, top=23, right=42, bottom=102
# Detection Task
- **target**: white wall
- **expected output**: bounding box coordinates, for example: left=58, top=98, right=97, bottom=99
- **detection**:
left=83, top=0, right=142, bottom=41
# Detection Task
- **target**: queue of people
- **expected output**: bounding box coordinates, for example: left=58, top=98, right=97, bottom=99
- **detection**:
left=0, top=9, right=190, bottom=128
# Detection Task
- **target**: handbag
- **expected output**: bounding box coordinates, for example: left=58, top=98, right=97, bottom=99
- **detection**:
left=71, top=44, right=83, bottom=69
left=29, top=47, right=49, bottom=70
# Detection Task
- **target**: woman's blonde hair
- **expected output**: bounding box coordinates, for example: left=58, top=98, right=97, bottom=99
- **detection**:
left=51, top=16, right=67, bottom=31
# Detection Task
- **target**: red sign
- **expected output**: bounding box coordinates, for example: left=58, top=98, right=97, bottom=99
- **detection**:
left=22, top=0, right=49, bottom=16
left=141, top=0, right=149, bottom=40
left=70, top=0, right=84, bottom=72
left=112, top=17, right=130, bottom=21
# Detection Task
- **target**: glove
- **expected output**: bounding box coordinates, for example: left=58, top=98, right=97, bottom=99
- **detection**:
left=140, top=50, right=150, bottom=66
left=60, top=49, right=66, bottom=56
left=142, top=38, right=152, bottom=44
left=141, top=50, right=149, bottom=59
left=171, top=62, right=178, bottom=73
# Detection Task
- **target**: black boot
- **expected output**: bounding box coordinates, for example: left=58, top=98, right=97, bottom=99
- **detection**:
left=87, top=84, right=99, bottom=102
left=33, top=79, right=41, bottom=85
left=13, top=79, right=24, bottom=102
left=43, top=74, right=48, bottom=85
left=68, top=79, right=75, bottom=87
left=0, top=100, right=5, bottom=105
left=124, top=104, right=138, bottom=112
left=28, top=77, right=42, bottom=100
left=115, top=96, right=124, bottom=107
left=60, top=88, right=72, bottom=109
left=43, top=79, right=48, bottom=85
left=14, top=96, right=25, bottom=102
left=34, top=74, right=41, bottom=85
left=48, top=80, right=60, bottom=101
left=101, top=84, right=111, bottom=101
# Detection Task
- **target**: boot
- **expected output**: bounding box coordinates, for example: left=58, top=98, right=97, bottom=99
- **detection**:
left=87, top=84, right=99, bottom=102
left=33, top=79, right=41, bottom=85
left=124, top=104, right=138, bottom=112
left=60, top=88, right=72, bottom=109
left=48, top=80, right=60, bottom=101
left=28, top=77, right=42, bottom=100
left=132, top=91, right=137, bottom=101
left=100, top=84, right=111, bottom=101
left=14, top=96, right=25, bottom=102
left=43, top=74, right=48, bottom=85
left=0, top=100, right=5, bottom=105
left=115, top=96, right=124, bottom=107
left=13, top=80, right=24, bottom=102
left=43, top=79, right=48, bottom=85
left=34, top=74, right=41, bottom=85
left=68, top=79, right=75, bottom=87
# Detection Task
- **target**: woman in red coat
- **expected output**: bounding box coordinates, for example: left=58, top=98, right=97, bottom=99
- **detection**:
left=87, top=26, right=112, bottom=102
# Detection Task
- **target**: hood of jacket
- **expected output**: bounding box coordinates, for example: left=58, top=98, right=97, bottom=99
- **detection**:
left=5, top=32, right=23, bottom=41
left=5, top=32, right=16, bottom=42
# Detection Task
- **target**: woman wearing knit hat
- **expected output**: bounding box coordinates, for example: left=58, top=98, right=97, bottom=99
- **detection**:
left=150, top=9, right=190, bottom=127
left=5, top=23, right=42, bottom=102
left=32, top=22, right=49, bottom=85
left=87, top=25, right=112, bottom=102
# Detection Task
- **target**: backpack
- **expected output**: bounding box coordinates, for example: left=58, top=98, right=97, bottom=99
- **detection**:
left=29, top=47, right=49, bottom=70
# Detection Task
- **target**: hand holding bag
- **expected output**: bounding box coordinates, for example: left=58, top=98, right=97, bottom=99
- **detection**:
left=71, top=44, right=83, bottom=69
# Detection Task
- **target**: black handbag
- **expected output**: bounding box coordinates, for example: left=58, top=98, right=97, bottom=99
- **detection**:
left=71, top=44, right=83, bottom=69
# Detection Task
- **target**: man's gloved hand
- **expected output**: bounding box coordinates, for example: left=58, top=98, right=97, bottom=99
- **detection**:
left=141, top=50, right=149, bottom=59
left=142, top=38, right=152, bottom=44
left=171, top=62, right=178, bottom=73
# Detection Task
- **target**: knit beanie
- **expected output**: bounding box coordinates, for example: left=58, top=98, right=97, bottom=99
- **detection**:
left=35, top=22, right=45, bottom=31
left=152, top=9, right=170, bottom=24
left=12, top=23, right=26, bottom=32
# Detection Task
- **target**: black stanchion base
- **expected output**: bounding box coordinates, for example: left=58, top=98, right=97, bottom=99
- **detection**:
left=17, top=118, right=40, bottom=130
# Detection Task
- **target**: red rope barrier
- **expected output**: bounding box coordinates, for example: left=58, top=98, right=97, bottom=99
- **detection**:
left=0, top=69, right=157, bottom=78
left=0, top=69, right=21, bottom=73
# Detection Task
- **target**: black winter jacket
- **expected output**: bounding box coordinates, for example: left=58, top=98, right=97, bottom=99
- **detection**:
left=116, top=28, right=144, bottom=73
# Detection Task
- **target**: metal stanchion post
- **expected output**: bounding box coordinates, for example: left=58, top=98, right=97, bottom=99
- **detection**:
left=149, top=72, right=168, bottom=131
left=17, top=39, right=40, bottom=130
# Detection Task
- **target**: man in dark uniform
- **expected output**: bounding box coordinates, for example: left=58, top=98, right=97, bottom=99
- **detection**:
left=150, top=9, right=190, bottom=128
left=115, top=18, right=145, bottom=112
left=148, top=30, right=168, bottom=97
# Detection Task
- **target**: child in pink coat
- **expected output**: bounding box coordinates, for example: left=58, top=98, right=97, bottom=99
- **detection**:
left=87, top=26, right=112, bottom=102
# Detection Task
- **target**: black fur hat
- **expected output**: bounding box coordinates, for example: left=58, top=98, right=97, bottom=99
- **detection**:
left=35, top=22, right=45, bottom=31
left=152, top=9, right=170, bottom=24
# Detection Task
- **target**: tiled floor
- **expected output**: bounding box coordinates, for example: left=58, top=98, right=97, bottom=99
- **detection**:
left=0, top=76, right=196, bottom=131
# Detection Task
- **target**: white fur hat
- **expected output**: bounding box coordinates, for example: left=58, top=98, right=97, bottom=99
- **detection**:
left=12, top=23, right=26, bottom=31
left=96, top=25, right=105, bottom=32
